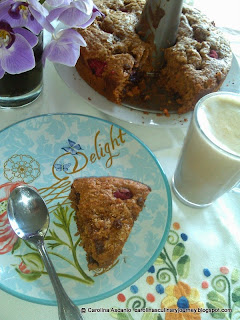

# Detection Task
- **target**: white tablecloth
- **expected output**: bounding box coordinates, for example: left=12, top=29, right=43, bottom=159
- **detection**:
left=0, top=10, right=239, bottom=320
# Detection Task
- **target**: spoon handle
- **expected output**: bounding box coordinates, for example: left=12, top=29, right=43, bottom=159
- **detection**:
left=36, top=239, right=84, bottom=320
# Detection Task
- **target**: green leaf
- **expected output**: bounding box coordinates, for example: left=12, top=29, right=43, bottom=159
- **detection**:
left=142, top=313, right=152, bottom=320
left=117, top=314, right=129, bottom=320
left=23, top=240, right=37, bottom=252
left=11, top=238, right=22, bottom=254
left=53, top=222, right=65, bottom=230
left=45, top=235, right=56, bottom=241
left=13, top=253, right=44, bottom=282
left=110, top=307, right=129, bottom=319
left=47, top=242, right=62, bottom=249
left=22, top=253, right=44, bottom=272
left=172, top=243, right=185, bottom=261
left=207, top=291, right=227, bottom=306
left=207, top=300, right=226, bottom=309
left=155, top=256, right=165, bottom=266
left=159, top=252, right=166, bottom=260
left=206, top=303, right=225, bottom=319
left=67, top=211, right=73, bottom=227
left=232, top=287, right=240, bottom=307
left=54, top=205, right=70, bottom=226
left=176, top=255, right=190, bottom=278
left=15, top=268, right=42, bottom=282
left=46, top=229, right=69, bottom=248
left=46, top=230, right=62, bottom=243
left=0, top=200, right=7, bottom=215
left=231, top=269, right=240, bottom=284
left=142, top=313, right=162, bottom=320
left=109, top=312, right=118, bottom=319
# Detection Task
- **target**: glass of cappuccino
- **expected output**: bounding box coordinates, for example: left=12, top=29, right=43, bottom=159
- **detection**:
left=172, top=91, right=240, bottom=208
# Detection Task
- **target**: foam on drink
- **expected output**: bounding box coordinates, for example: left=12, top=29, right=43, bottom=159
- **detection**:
left=198, top=94, right=240, bottom=157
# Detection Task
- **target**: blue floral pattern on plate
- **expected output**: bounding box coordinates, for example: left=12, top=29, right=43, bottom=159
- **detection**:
left=0, top=113, right=172, bottom=306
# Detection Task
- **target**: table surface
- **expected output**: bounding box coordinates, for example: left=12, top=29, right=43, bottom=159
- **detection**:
left=0, top=2, right=240, bottom=320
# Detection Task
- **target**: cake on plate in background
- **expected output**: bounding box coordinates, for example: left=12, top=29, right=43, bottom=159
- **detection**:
left=75, top=0, right=232, bottom=114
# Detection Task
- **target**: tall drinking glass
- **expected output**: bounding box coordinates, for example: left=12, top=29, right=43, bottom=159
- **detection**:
left=172, top=92, right=240, bottom=208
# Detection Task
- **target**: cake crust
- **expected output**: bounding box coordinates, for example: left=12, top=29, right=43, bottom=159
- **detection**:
left=76, top=0, right=232, bottom=114
left=159, top=6, right=233, bottom=113
left=69, top=176, right=151, bottom=271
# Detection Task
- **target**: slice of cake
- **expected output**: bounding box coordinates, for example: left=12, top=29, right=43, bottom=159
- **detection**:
left=69, top=176, right=151, bottom=271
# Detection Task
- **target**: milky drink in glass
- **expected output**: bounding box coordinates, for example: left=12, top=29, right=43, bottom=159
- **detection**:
left=172, top=92, right=240, bottom=207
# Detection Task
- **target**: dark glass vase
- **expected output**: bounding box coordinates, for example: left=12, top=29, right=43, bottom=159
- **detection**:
left=0, top=32, right=43, bottom=108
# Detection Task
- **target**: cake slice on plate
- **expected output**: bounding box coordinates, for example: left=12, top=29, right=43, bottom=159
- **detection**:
left=69, top=176, right=151, bottom=271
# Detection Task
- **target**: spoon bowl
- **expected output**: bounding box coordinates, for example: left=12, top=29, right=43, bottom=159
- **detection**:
left=7, top=185, right=84, bottom=320
left=7, top=185, right=49, bottom=240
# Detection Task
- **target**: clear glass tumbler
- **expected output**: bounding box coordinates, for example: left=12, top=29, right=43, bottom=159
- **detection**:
left=172, top=92, right=240, bottom=208
left=0, top=32, right=43, bottom=109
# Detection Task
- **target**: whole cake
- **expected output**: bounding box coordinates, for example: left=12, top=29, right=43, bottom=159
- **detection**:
left=75, top=0, right=232, bottom=114
left=69, top=176, right=151, bottom=271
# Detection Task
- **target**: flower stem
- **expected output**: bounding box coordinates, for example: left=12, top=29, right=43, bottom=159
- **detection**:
left=24, top=241, right=38, bottom=251
left=127, top=313, right=134, bottom=320
left=224, top=275, right=232, bottom=319
left=64, top=214, right=93, bottom=284
left=163, top=247, right=178, bottom=283
left=70, top=234, right=93, bottom=284
left=48, top=251, right=77, bottom=269
left=156, top=266, right=175, bottom=284
left=41, top=271, right=92, bottom=285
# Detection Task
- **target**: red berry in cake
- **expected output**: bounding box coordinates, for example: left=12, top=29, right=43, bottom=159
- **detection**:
left=114, top=188, right=133, bottom=199
left=209, top=50, right=219, bottom=59
left=88, top=59, right=107, bottom=77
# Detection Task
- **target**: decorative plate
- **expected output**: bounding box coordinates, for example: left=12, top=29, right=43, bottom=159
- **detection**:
left=54, top=55, right=240, bottom=127
left=0, top=113, right=172, bottom=306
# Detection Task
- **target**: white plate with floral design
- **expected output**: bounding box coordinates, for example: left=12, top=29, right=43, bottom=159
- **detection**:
left=0, top=113, right=172, bottom=305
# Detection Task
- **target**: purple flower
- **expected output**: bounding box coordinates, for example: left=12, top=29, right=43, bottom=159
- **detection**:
left=0, top=0, right=103, bottom=74
left=0, top=0, right=52, bottom=34
left=42, top=28, right=86, bottom=66
left=46, top=0, right=71, bottom=7
left=47, top=0, right=102, bottom=28
left=0, top=20, right=36, bottom=78
left=80, top=4, right=104, bottom=28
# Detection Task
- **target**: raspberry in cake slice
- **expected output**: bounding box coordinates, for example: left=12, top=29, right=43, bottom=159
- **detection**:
left=69, top=176, right=151, bottom=271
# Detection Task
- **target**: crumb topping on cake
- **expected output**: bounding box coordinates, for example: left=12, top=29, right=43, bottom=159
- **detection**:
left=69, top=176, right=151, bottom=271
left=76, top=0, right=232, bottom=114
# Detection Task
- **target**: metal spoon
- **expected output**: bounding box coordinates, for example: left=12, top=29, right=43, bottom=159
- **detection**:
left=7, top=185, right=84, bottom=320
